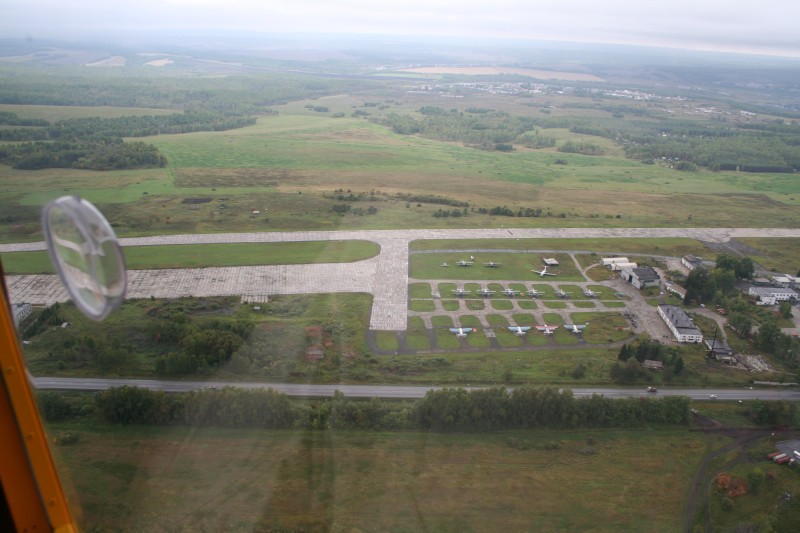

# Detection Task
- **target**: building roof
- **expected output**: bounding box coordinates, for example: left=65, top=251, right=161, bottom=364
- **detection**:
left=543, top=258, right=559, bottom=266
left=705, top=338, right=733, bottom=355
left=642, top=359, right=664, bottom=370
left=659, top=304, right=703, bottom=337
left=632, top=267, right=660, bottom=282
left=683, top=254, right=702, bottom=264
left=750, top=287, right=797, bottom=297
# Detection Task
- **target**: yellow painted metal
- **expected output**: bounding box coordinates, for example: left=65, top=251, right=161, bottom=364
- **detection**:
left=0, top=261, right=78, bottom=532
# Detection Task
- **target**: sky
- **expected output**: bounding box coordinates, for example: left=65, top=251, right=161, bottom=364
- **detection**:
left=2, top=0, right=799, bottom=58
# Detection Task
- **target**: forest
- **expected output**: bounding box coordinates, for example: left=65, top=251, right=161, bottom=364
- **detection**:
left=0, top=110, right=256, bottom=170
left=374, top=103, right=800, bottom=171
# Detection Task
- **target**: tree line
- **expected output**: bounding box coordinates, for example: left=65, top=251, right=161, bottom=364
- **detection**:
left=0, top=111, right=256, bottom=142
left=0, top=138, right=166, bottom=171
left=40, top=385, right=694, bottom=432
left=0, top=71, right=376, bottom=114
left=611, top=339, right=685, bottom=384
left=0, top=111, right=259, bottom=170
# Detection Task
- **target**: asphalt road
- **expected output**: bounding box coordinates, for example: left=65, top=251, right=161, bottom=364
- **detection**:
left=30, top=376, right=800, bottom=401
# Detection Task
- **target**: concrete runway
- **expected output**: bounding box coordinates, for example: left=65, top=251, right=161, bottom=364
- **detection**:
left=4, top=227, right=798, bottom=331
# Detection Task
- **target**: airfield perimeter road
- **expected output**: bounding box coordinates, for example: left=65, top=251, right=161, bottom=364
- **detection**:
left=3, top=227, right=799, bottom=331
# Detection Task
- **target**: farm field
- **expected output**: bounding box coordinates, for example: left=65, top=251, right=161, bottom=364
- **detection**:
left=45, top=422, right=708, bottom=532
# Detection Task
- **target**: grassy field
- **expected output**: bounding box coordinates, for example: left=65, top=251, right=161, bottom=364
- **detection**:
left=45, top=422, right=709, bottom=532
left=410, top=237, right=711, bottom=256
left=736, top=238, right=800, bottom=274
left=1, top=241, right=379, bottom=274
left=410, top=252, right=584, bottom=281
left=2, top=102, right=799, bottom=243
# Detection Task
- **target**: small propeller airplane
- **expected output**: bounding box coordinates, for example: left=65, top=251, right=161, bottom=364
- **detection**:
left=483, top=261, right=502, bottom=268
left=564, top=323, right=588, bottom=334
left=535, top=323, right=559, bottom=335
left=555, top=288, right=570, bottom=298
left=477, top=288, right=495, bottom=297
left=526, top=287, right=544, bottom=297
left=531, top=265, right=557, bottom=277
left=440, top=262, right=450, bottom=267
left=449, top=327, right=474, bottom=338
left=581, top=288, right=598, bottom=298
left=507, top=326, right=532, bottom=336
left=452, top=288, right=471, bottom=297
left=456, top=260, right=474, bottom=267
left=501, top=288, right=520, bottom=296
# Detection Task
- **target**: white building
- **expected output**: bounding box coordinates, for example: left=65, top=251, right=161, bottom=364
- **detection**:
left=620, top=265, right=660, bottom=289
left=609, top=262, right=637, bottom=272
left=601, top=257, right=629, bottom=266
left=682, top=255, right=703, bottom=271
left=658, top=304, right=703, bottom=343
left=771, top=275, right=798, bottom=289
left=748, top=287, right=798, bottom=305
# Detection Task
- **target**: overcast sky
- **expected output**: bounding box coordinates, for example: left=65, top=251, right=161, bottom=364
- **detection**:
left=2, top=0, right=799, bottom=58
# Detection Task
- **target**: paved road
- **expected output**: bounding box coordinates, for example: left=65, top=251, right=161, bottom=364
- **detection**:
left=5, top=227, right=799, bottom=331
left=30, top=376, right=800, bottom=401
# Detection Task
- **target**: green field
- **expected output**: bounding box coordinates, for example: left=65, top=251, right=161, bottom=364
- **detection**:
left=45, top=422, right=708, bottom=532
left=1, top=241, right=379, bottom=274
left=410, top=252, right=584, bottom=281
left=3, top=100, right=799, bottom=244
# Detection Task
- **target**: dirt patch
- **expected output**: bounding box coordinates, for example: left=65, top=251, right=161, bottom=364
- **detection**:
left=693, top=413, right=724, bottom=430
left=181, top=197, right=212, bottom=204
left=175, top=168, right=286, bottom=188
left=701, top=238, right=762, bottom=257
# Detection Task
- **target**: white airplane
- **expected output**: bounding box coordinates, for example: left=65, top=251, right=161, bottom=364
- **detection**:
left=440, top=262, right=450, bottom=267
left=526, top=287, right=544, bottom=297
left=555, top=288, right=570, bottom=298
left=456, top=260, right=474, bottom=267
left=477, top=288, right=495, bottom=297
left=507, top=326, right=532, bottom=336
left=449, top=327, right=474, bottom=338
left=531, top=266, right=557, bottom=277
left=501, top=288, right=520, bottom=296
left=564, top=323, right=587, bottom=334
left=483, top=261, right=502, bottom=268
left=452, top=288, right=471, bottom=297
left=581, top=288, right=598, bottom=298
left=535, top=323, right=559, bottom=335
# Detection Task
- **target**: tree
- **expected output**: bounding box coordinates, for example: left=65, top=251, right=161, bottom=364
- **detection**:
left=715, top=254, right=738, bottom=272
left=728, top=312, right=753, bottom=338
left=617, top=343, right=632, bottom=361
left=779, top=301, right=793, bottom=319
left=709, top=268, right=736, bottom=295
left=684, top=267, right=714, bottom=304
left=757, top=320, right=781, bottom=352
left=734, top=257, right=755, bottom=280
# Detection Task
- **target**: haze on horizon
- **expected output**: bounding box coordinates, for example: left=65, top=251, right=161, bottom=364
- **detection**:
left=1, top=0, right=799, bottom=59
